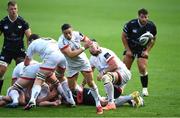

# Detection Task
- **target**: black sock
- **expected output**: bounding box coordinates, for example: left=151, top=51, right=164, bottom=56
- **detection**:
left=0, top=80, right=4, bottom=94
left=140, top=75, right=148, bottom=88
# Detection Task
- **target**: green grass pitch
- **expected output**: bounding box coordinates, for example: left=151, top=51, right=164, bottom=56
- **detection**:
left=0, top=0, right=180, bottom=117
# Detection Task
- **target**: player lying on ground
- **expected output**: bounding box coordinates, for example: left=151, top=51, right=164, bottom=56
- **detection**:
left=0, top=61, right=66, bottom=108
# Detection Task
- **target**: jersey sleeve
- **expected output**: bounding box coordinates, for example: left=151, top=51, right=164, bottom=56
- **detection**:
left=26, top=42, right=35, bottom=59
left=12, top=66, right=19, bottom=79
left=89, top=56, right=95, bottom=68
left=58, top=36, right=69, bottom=50
left=22, top=19, right=30, bottom=31
left=103, top=52, right=114, bottom=63
left=0, top=20, right=3, bottom=32
left=77, top=32, right=85, bottom=41
left=151, top=23, right=157, bottom=36
left=123, top=22, right=131, bottom=34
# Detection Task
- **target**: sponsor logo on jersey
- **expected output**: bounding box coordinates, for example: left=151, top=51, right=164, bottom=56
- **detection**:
left=18, top=25, right=22, bottom=29
left=0, top=56, right=5, bottom=60
left=104, top=53, right=111, bottom=59
left=4, top=25, right=8, bottom=29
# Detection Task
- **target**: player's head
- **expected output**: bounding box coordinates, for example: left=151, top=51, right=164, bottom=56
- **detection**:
left=61, top=23, right=73, bottom=40
left=7, top=0, right=18, bottom=18
left=89, top=39, right=101, bottom=56
left=138, top=8, right=148, bottom=25
left=28, top=34, right=40, bottom=44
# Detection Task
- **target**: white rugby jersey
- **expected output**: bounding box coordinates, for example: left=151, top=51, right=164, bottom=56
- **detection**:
left=26, top=38, right=60, bottom=59
left=89, top=47, right=127, bottom=74
left=58, top=31, right=90, bottom=68
left=12, top=61, right=40, bottom=80
left=12, top=62, right=25, bottom=80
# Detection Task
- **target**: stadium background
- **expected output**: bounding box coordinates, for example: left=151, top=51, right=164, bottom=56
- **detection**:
left=0, top=0, right=180, bottom=117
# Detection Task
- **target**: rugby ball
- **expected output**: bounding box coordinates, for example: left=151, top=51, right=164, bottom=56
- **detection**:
left=139, top=32, right=154, bottom=46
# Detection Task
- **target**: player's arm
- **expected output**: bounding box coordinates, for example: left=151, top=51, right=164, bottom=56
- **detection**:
left=103, top=57, right=119, bottom=74
left=61, top=45, right=85, bottom=58
left=24, top=56, right=31, bottom=66
left=122, top=32, right=130, bottom=51
left=24, top=43, right=34, bottom=66
left=144, top=23, right=157, bottom=53
left=144, top=36, right=156, bottom=53
left=0, top=21, right=2, bottom=36
left=81, top=36, right=93, bottom=49
left=25, top=28, right=32, bottom=46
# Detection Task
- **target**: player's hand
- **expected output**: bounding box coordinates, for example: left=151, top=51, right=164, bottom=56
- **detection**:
left=97, top=73, right=103, bottom=81
left=141, top=50, right=149, bottom=58
left=126, top=49, right=133, bottom=57
left=83, top=40, right=93, bottom=49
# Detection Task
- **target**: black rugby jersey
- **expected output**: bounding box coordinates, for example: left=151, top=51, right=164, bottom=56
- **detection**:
left=0, top=16, right=29, bottom=52
left=123, top=19, right=157, bottom=47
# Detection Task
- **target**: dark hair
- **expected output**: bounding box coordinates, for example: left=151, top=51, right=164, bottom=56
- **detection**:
left=90, top=38, right=97, bottom=42
left=61, top=23, right=71, bottom=31
left=28, top=34, right=40, bottom=42
left=8, top=0, right=17, bottom=7
left=138, top=8, right=148, bottom=16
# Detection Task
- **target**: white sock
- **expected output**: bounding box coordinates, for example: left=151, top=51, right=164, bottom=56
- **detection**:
left=90, top=85, right=101, bottom=107
left=57, top=83, right=66, bottom=98
left=9, top=89, right=19, bottom=104
left=114, top=95, right=132, bottom=107
left=104, top=82, right=114, bottom=103
left=0, top=95, right=3, bottom=100
left=75, top=84, right=83, bottom=92
left=61, top=80, right=74, bottom=103
left=30, top=85, right=41, bottom=104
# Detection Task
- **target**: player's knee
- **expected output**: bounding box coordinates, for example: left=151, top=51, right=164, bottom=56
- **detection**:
left=140, top=71, right=148, bottom=76
left=0, top=61, right=8, bottom=67
left=0, top=61, right=8, bottom=78
left=51, top=79, right=60, bottom=87
left=55, top=70, right=64, bottom=79
left=102, top=72, right=114, bottom=84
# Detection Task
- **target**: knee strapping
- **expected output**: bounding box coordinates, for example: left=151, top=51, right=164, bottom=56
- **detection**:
left=102, top=72, right=114, bottom=84
left=36, top=72, right=47, bottom=80
left=51, top=79, right=60, bottom=86
left=12, top=83, right=24, bottom=93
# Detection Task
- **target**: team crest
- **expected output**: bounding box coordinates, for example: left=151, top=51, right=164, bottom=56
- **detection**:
left=132, top=29, right=137, bottom=33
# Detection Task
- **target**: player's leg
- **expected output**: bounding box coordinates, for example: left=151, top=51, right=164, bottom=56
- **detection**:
left=82, top=71, right=103, bottom=114
left=14, top=50, right=26, bottom=65
left=11, top=78, right=33, bottom=107
left=0, top=51, right=13, bottom=93
left=137, top=57, right=149, bottom=96
left=0, top=62, right=7, bottom=94
left=6, top=88, right=20, bottom=108
left=0, top=95, right=11, bottom=107
left=115, top=92, right=144, bottom=108
left=24, top=68, right=52, bottom=110
left=122, top=50, right=135, bottom=70
left=115, top=95, right=134, bottom=107
left=55, top=67, right=75, bottom=106
left=6, top=79, right=30, bottom=108
left=101, top=72, right=117, bottom=110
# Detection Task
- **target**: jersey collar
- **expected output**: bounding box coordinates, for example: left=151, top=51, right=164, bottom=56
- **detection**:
left=138, top=19, right=144, bottom=27
left=8, top=15, right=18, bottom=23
